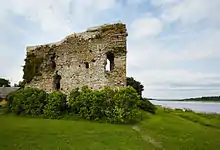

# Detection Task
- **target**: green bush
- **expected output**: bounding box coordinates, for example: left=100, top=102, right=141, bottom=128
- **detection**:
left=137, top=98, right=156, bottom=114
left=99, top=87, right=116, bottom=121
left=43, top=91, right=67, bottom=119
left=69, top=86, right=103, bottom=120
left=111, top=86, right=141, bottom=123
left=5, top=89, right=20, bottom=113
left=7, top=88, right=47, bottom=116
left=5, top=86, right=153, bottom=124
left=68, top=86, right=141, bottom=124
left=68, top=87, right=82, bottom=114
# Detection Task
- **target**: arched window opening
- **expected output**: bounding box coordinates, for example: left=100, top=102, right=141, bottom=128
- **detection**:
left=106, top=52, right=114, bottom=71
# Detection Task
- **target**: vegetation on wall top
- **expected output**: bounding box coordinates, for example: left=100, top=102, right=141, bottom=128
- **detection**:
left=100, top=23, right=126, bottom=33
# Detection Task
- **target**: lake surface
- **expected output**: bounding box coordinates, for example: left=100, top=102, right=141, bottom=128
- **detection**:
left=149, top=100, right=220, bottom=114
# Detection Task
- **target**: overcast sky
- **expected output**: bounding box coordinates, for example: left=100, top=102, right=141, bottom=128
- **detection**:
left=1, top=0, right=220, bottom=99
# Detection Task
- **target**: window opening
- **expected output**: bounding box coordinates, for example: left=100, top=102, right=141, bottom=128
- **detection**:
left=85, top=62, right=89, bottom=68
left=49, top=53, right=56, bottom=69
left=105, top=52, right=114, bottom=71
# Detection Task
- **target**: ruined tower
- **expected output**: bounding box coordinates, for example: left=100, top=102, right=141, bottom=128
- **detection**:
left=23, top=23, right=127, bottom=94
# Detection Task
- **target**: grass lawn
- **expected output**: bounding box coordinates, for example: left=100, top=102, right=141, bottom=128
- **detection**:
left=0, top=108, right=220, bottom=150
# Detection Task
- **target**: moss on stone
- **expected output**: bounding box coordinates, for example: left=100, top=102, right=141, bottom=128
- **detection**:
left=23, top=53, right=43, bottom=83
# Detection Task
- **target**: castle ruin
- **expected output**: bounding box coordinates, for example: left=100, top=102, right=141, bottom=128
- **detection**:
left=23, top=23, right=128, bottom=94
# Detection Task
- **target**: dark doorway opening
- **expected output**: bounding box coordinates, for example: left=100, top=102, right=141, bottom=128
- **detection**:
left=53, top=71, right=62, bottom=90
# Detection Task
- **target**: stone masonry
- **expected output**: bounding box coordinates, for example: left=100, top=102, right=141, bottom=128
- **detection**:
left=25, top=23, right=128, bottom=95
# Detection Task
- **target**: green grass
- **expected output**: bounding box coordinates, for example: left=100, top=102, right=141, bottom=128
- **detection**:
left=0, top=115, right=152, bottom=150
left=138, top=108, right=220, bottom=149
left=0, top=108, right=220, bottom=150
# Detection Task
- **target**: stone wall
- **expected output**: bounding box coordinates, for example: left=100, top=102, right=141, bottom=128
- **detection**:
left=24, top=23, right=127, bottom=95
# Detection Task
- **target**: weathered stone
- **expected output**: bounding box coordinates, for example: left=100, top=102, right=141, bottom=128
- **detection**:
left=24, top=23, right=128, bottom=95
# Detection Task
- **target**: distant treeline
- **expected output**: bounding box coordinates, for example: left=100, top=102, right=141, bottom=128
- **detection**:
left=182, top=96, right=220, bottom=102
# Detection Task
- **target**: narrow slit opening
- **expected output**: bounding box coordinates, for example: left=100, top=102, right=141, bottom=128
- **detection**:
left=85, top=62, right=89, bottom=69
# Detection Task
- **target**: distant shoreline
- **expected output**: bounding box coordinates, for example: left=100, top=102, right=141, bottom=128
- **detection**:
left=149, top=99, right=220, bottom=102
left=177, top=100, right=220, bottom=102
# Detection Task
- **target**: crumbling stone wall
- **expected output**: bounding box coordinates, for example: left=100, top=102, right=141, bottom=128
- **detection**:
left=24, top=23, right=127, bottom=95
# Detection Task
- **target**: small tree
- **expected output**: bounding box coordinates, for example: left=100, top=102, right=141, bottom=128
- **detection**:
left=126, top=77, right=144, bottom=99
left=0, top=78, right=10, bottom=87
left=126, top=77, right=156, bottom=114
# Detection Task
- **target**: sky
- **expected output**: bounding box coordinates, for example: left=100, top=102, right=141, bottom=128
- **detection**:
left=1, top=0, right=220, bottom=99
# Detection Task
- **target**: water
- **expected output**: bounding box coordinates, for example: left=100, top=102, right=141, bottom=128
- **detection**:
left=149, top=100, right=220, bottom=114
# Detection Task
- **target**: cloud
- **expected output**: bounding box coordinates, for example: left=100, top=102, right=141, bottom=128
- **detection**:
left=151, top=0, right=220, bottom=25
left=126, top=0, right=220, bottom=98
left=0, top=0, right=220, bottom=99
left=127, top=28, right=220, bottom=76
left=0, top=0, right=119, bottom=85
left=130, top=14, right=163, bottom=39
left=126, top=0, right=146, bottom=5
left=136, top=69, right=220, bottom=99
left=142, top=69, right=220, bottom=86
left=2, top=0, right=118, bottom=34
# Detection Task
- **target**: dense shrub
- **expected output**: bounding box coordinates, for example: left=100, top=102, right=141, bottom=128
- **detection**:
left=43, top=91, right=67, bottom=119
left=6, top=86, right=156, bottom=124
left=7, top=88, right=47, bottom=116
left=68, top=87, right=83, bottom=114
left=69, top=86, right=103, bottom=120
left=99, top=87, right=116, bottom=121
left=137, top=98, right=156, bottom=114
left=111, top=87, right=141, bottom=123
left=68, top=86, right=141, bottom=124
left=5, top=89, right=20, bottom=113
